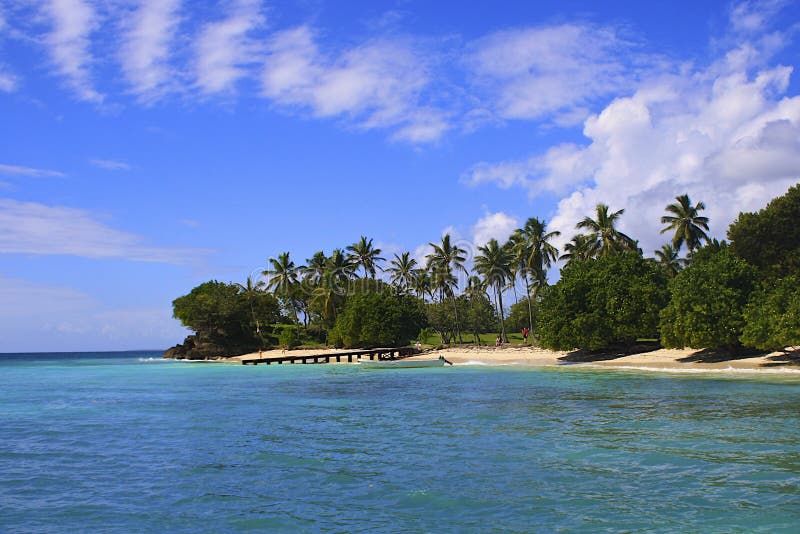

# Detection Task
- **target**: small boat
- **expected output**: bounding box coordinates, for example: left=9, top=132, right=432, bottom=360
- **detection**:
left=358, top=356, right=447, bottom=369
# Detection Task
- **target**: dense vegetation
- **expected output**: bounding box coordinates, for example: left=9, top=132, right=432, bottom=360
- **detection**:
left=169, top=184, right=800, bottom=358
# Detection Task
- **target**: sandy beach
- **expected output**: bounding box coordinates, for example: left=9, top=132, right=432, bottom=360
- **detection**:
left=228, top=345, right=800, bottom=373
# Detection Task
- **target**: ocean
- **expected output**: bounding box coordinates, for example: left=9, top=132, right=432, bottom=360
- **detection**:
left=2, top=352, right=800, bottom=532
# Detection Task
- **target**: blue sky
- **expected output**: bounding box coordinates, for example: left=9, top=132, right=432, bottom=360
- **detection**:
left=1, top=0, right=799, bottom=351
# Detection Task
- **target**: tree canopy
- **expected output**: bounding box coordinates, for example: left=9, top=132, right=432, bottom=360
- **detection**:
left=536, top=253, right=668, bottom=351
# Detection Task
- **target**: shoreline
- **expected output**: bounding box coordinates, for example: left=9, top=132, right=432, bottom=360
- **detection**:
left=220, top=346, right=800, bottom=374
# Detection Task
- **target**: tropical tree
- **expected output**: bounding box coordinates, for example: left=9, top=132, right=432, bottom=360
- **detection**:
left=387, top=252, right=418, bottom=294
left=474, top=238, right=513, bottom=343
left=235, top=275, right=267, bottom=346
left=411, top=268, right=433, bottom=301
left=263, top=252, right=301, bottom=322
left=303, top=251, right=328, bottom=287
left=426, top=234, right=468, bottom=343
left=512, top=217, right=560, bottom=333
left=660, top=194, right=710, bottom=253
left=346, top=236, right=385, bottom=278
left=464, top=275, right=490, bottom=343
left=576, top=204, right=637, bottom=256
left=654, top=244, right=685, bottom=278
left=560, top=234, right=600, bottom=265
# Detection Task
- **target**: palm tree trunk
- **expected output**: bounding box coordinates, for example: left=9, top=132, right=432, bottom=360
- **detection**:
left=450, top=293, right=463, bottom=344
left=497, top=283, right=508, bottom=343
left=523, top=272, right=533, bottom=337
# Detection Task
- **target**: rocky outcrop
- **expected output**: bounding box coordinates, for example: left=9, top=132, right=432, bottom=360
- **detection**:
left=163, top=334, right=256, bottom=360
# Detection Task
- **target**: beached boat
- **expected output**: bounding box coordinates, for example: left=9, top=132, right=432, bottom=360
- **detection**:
left=358, top=356, right=446, bottom=369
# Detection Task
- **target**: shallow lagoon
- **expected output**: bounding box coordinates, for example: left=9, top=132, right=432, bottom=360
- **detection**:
left=2, top=353, right=800, bottom=532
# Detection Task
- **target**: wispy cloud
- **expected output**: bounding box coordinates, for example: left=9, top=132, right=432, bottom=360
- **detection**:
left=466, top=23, right=659, bottom=125
left=0, top=198, right=211, bottom=264
left=471, top=211, right=519, bottom=248
left=89, top=158, right=131, bottom=171
left=262, top=26, right=448, bottom=142
left=120, top=0, right=182, bottom=102
left=41, top=0, right=103, bottom=103
left=194, top=0, right=264, bottom=94
left=0, top=163, right=65, bottom=177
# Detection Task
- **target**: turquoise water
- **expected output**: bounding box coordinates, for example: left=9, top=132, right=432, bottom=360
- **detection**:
left=2, top=353, right=800, bottom=532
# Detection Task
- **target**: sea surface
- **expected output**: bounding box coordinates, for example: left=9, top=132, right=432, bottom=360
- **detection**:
left=2, top=352, right=800, bottom=533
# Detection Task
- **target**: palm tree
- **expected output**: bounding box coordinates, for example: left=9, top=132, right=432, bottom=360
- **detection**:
left=411, top=268, right=433, bottom=301
left=327, top=248, right=356, bottom=291
left=263, top=252, right=301, bottom=324
left=560, top=234, right=600, bottom=265
left=426, top=234, right=468, bottom=343
left=512, top=217, right=560, bottom=333
left=464, top=275, right=487, bottom=344
left=576, top=203, right=636, bottom=256
left=660, top=194, right=710, bottom=253
left=235, top=275, right=266, bottom=346
left=654, top=244, right=685, bottom=278
left=474, top=238, right=513, bottom=343
left=387, top=252, right=418, bottom=294
left=346, top=236, right=385, bottom=278
left=303, top=251, right=328, bottom=287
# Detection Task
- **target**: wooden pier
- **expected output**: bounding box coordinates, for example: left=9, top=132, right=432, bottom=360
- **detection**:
left=241, top=347, right=420, bottom=365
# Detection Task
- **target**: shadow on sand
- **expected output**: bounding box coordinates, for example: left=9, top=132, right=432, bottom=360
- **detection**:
left=761, top=349, right=800, bottom=367
left=677, top=347, right=770, bottom=364
left=559, top=342, right=661, bottom=363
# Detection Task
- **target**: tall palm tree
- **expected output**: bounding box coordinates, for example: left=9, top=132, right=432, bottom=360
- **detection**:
left=464, top=275, right=487, bottom=344
left=654, top=244, right=685, bottom=278
left=660, top=194, right=710, bottom=253
left=263, top=252, right=301, bottom=323
left=576, top=203, right=636, bottom=256
left=474, top=238, right=513, bottom=343
left=411, top=268, right=433, bottom=301
left=427, top=234, right=468, bottom=343
left=303, top=251, right=328, bottom=287
left=387, top=252, right=418, bottom=294
left=235, top=275, right=267, bottom=346
left=512, top=217, right=560, bottom=333
left=560, top=234, right=600, bottom=265
left=346, top=236, right=385, bottom=278
left=327, top=248, right=356, bottom=292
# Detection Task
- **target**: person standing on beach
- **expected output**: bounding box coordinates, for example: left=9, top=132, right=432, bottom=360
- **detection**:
left=522, top=327, right=529, bottom=343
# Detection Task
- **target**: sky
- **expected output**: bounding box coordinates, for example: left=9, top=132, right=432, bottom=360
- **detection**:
left=1, top=0, right=799, bottom=352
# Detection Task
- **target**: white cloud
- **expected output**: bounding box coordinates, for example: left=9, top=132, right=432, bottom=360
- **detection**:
left=89, top=158, right=131, bottom=171
left=0, top=163, right=65, bottom=177
left=467, top=23, right=656, bottom=124
left=469, top=51, right=800, bottom=256
left=194, top=0, right=264, bottom=94
left=42, top=0, right=103, bottom=103
left=0, top=275, right=187, bottom=352
left=471, top=211, right=519, bottom=248
left=262, top=26, right=447, bottom=142
left=0, top=198, right=210, bottom=264
left=729, top=0, right=788, bottom=34
left=120, top=0, right=181, bottom=101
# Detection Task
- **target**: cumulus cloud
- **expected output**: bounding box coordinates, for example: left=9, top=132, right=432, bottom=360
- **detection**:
left=466, top=23, right=658, bottom=125
left=120, top=0, right=181, bottom=101
left=468, top=52, right=800, bottom=255
left=0, top=198, right=210, bottom=263
left=41, top=0, right=103, bottom=103
left=194, top=0, right=264, bottom=94
left=471, top=211, right=519, bottom=248
left=262, top=26, right=448, bottom=141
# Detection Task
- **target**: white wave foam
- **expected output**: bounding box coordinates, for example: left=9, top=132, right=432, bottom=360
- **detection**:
left=588, top=364, right=800, bottom=375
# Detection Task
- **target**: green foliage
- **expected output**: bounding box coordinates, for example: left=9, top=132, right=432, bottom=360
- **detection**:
left=728, top=184, right=800, bottom=277
left=660, top=247, right=758, bottom=349
left=741, top=276, right=800, bottom=351
left=172, top=280, right=282, bottom=350
left=277, top=325, right=300, bottom=349
left=505, top=299, right=532, bottom=334
left=537, top=253, right=668, bottom=350
left=332, top=290, right=427, bottom=348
